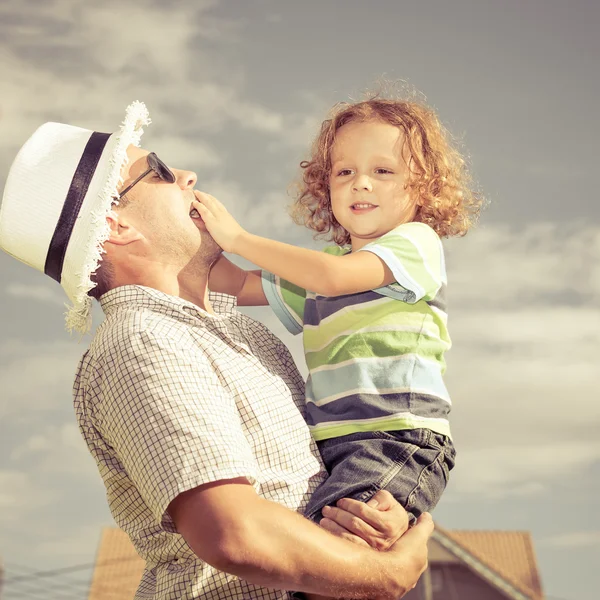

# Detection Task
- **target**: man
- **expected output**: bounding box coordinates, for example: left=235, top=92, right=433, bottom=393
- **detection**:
left=0, top=102, right=433, bottom=599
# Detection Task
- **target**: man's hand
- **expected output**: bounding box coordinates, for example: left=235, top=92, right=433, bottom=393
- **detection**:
left=193, top=192, right=246, bottom=253
left=384, top=512, right=433, bottom=597
left=319, top=490, right=410, bottom=551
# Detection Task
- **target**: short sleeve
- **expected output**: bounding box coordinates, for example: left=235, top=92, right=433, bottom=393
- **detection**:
left=358, top=222, right=446, bottom=303
left=93, top=328, right=259, bottom=526
left=261, top=270, right=306, bottom=335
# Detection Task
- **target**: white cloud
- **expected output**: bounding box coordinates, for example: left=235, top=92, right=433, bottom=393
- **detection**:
left=35, top=522, right=108, bottom=561
left=266, top=91, right=331, bottom=150
left=0, top=0, right=291, bottom=174
left=6, top=282, right=66, bottom=306
left=10, top=422, right=97, bottom=479
left=446, top=441, right=600, bottom=500
left=445, top=222, right=600, bottom=305
left=152, top=135, right=222, bottom=170
left=540, top=531, right=600, bottom=549
left=0, top=340, right=83, bottom=419
left=432, top=224, right=600, bottom=499
left=198, top=176, right=323, bottom=244
left=0, top=470, right=55, bottom=522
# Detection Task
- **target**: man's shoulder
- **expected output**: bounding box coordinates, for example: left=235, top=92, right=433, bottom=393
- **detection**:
left=91, top=303, right=150, bottom=353
left=88, top=302, right=194, bottom=368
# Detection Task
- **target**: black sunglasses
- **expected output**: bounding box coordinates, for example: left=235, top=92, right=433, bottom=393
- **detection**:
left=117, top=152, right=176, bottom=198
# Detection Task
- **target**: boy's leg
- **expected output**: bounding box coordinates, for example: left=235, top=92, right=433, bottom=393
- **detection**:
left=300, top=432, right=454, bottom=600
left=304, top=429, right=456, bottom=524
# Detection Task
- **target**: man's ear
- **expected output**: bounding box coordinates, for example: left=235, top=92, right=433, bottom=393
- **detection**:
left=106, top=210, right=144, bottom=246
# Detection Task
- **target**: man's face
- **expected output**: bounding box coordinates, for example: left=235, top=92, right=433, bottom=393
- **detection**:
left=117, top=146, right=222, bottom=268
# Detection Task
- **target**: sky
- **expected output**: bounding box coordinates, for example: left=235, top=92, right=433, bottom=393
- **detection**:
left=0, top=0, right=599, bottom=599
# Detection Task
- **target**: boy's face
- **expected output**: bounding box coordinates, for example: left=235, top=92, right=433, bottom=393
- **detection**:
left=328, top=119, right=418, bottom=251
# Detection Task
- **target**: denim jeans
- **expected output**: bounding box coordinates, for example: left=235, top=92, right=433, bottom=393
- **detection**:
left=304, top=428, right=456, bottom=523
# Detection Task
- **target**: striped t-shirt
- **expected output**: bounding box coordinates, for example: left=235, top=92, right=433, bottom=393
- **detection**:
left=262, top=222, right=452, bottom=442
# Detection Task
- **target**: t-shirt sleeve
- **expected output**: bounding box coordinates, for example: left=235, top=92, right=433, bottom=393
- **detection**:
left=93, top=328, right=259, bottom=527
left=261, top=270, right=306, bottom=335
left=358, top=222, right=446, bottom=303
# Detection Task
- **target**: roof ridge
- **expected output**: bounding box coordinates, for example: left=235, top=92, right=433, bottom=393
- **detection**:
left=434, top=527, right=542, bottom=600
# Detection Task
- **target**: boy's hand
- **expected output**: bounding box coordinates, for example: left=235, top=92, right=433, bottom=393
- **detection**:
left=319, top=490, right=410, bottom=551
left=193, top=192, right=246, bottom=253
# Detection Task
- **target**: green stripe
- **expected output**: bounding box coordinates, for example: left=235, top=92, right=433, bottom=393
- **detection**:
left=305, top=329, right=449, bottom=370
left=310, top=416, right=452, bottom=441
left=279, top=278, right=306, bottom=323
left=323, top=245, right=351, bottom=256
left=304, top=298, right=436, bottom=349
left=304, top=301, right=448, bottom=352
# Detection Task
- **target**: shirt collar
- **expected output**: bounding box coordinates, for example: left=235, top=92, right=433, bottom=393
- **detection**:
left=99, top=285, right=237, bottom=318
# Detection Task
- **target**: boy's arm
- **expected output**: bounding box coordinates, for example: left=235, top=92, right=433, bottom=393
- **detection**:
left=235, top=234, right=395, bottom=297
left=169, top=477, right=432, bottom=599
left=196, top=195, right=395, bottom=297
left=209, top=255, right=267, bottom=306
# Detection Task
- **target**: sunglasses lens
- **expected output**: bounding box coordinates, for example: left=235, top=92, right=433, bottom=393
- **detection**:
left=148, top=153, right=176, bottom=183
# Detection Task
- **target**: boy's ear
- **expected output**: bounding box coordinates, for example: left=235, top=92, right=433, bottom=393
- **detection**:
left=106, top=210, right=144, bottom=246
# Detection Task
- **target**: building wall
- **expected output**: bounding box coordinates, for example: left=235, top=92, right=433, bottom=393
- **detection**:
left=404, top=564, right=513, bottom=600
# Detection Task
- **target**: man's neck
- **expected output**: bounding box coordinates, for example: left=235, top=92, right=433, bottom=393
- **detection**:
left=112, top=261, right=214, bottom=314
left=178, top=268, right=213, bottom=314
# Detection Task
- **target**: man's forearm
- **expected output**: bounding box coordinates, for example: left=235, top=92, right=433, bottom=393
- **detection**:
left=207, top=255, right=247, bottom=296
left=187, top=495, right=407, bottom=599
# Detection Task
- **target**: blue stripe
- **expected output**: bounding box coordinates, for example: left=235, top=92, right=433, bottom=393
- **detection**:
left=305, top=392, right=451, bottom=425
left=261, top=271, right=303, bottom=335
left=304, top=290, right=384, bottom=326
left=306, top=355, right=450, bottom=406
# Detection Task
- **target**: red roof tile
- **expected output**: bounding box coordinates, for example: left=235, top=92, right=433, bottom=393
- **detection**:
left=437, top=527, right=544, bottom=600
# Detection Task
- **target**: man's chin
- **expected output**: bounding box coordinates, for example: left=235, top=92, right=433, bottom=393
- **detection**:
left=192, top=231, right=223, bottom=265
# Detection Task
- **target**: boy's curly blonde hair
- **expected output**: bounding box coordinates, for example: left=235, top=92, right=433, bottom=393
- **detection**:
left=291, top=96, right=483, bottom=245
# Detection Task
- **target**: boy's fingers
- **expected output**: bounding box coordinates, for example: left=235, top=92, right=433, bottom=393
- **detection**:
left=193, top=190, right=209, bottom=202
left=322, top=504, right=381, bottom=539
left=319, top=517, right=370, bottom=547
left=367, top=489, right=395, bottom=511
left=195, top=192, right=223, bottom=209
left=335, top=497, right=387, bottom=531
left=193, top=201, right=210, bottom=216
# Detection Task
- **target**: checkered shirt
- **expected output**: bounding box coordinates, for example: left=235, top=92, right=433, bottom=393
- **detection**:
left=73, top=285, right=327, bottom=599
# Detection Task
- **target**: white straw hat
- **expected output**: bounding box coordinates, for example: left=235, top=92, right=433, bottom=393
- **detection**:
left=0, top=101, right=150, bottom=334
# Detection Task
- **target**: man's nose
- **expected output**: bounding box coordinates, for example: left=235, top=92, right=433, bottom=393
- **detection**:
left=353, top=174, right=373, bottom=192
left=174, top=169, right=197, bottom=189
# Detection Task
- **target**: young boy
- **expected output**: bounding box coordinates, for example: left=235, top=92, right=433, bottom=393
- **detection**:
left=197, top=97, right=482, bottom=526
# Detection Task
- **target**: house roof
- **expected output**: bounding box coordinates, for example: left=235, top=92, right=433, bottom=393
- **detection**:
left=87, top=528, right=144, bottom=600
left=87, top=526, right=544, bottom=600
left=435, top=527, right=544, bottom=600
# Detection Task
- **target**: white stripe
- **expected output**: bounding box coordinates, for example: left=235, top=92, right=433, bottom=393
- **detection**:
left=367, top=245, right=425, bottom=299
left=395, top=227, right=445, bottom=291
left=439, top=237, right=447, bottom=284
